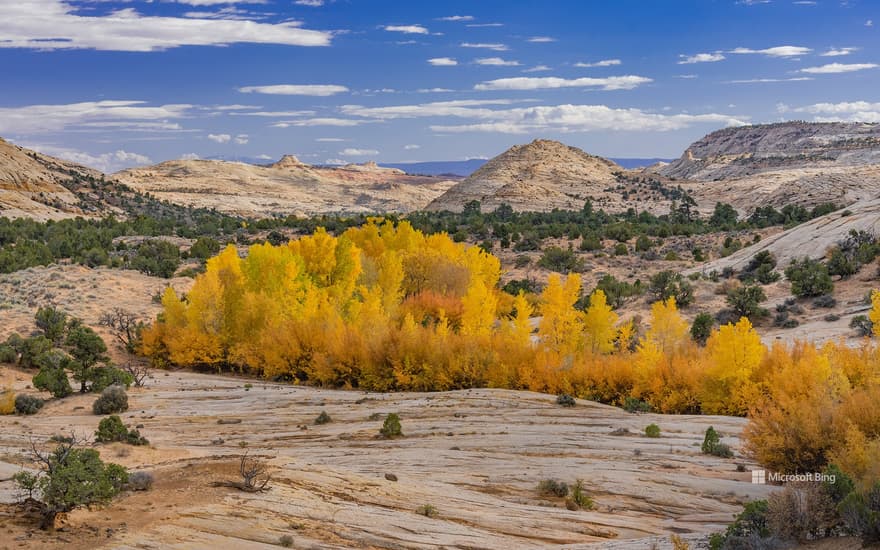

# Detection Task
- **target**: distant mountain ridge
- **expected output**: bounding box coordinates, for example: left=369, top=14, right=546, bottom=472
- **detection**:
left=381, top=157, right=673, bottom=177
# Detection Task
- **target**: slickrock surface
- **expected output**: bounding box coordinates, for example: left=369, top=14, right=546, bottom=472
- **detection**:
left=0, top=370, right=774, bottom=549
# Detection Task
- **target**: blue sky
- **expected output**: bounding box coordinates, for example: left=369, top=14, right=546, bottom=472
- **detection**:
left=0, top=0, right=878, bottom=172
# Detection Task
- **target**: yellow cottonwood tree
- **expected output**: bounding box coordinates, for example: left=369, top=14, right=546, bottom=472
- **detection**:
left=702, top=317, right=766, bottom=415
left=582, top=290, right=618, bottom=354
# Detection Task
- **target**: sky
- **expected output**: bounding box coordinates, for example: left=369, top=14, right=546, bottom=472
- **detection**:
left=0, top=0, right=878, bottom=172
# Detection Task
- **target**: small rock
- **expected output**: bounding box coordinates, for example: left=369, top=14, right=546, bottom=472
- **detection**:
left=384, top=473, right=398, bottom=482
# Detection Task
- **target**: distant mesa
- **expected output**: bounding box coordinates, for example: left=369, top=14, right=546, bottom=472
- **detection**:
left=270, top=154, right=309, bottom=169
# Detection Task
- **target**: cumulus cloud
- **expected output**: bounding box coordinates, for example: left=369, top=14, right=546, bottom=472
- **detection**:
left=207, top=133, right=231, bottom=143
left=783, top=100, right=880, bottom=122
left=272, top=118, right=372, bottom=127
left=821, top=47, right=858, bottom=57
left=0, top=100, right=192, bottom=135
left=437, top=15, right=473, bottom=21
left=799, top=63, right=878, bottom=74
left=730, top=45, right=812, bottom=57
left=337, top=99, right=745, bottom=134
left=728, top=77, right=813, bottom=83
left=18, top=142, right=152, bottom=172
left=474, top=57, right=520, bottom=66
left=238, top=84, right=349, bottom=96
left=527, top=36, right=556, bottom=43
left=294, top=0, right=324, bottom=6
left=522, top=65, right=551, bottom=73
left=428, top=57, right=458, bottom=66
left=0, top=0, right=332, bottom=51
left=574, top=59, right=622, bottom=68
left=678, top=53, right=725, bottom=64
left=383, top=24, right=428, bottom=34
left=340, top=148, right=379, bottom=156
left=461, top=42, right=508, bottom=51
left=417, top=87, right=455, bottom=92
left=404, top=144, right=420, bottom=149
left=234, top=134, right=249, bottom=144
left=180, top=153, right=201, bottom=160
left=474, top=75, right=652, bottom=91
left=228, top=110, right=317, bottom=117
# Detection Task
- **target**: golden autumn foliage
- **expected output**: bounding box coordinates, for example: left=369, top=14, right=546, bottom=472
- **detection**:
left=142, top=223, right=880, bottom=482
left=0, top=388, right=14, bottom=415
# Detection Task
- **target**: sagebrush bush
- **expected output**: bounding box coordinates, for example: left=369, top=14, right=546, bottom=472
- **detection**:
left=766, top=482, right=837, bottom=542
left=127, top=471, right=154, bottom=491
left=315, top=411, right=332, bottom=425
left=537, top=479, right=569, bottom=497
left=556, top=394, right=576, bottom=407
left=644, top=423, right=661, bottom=438
left=566, top=479, right=593, bottom=510
left=93, top=385, right=129, bottom=415
left=14, top=394, right=44, bottom=415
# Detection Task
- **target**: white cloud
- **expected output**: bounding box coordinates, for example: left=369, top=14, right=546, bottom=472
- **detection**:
left=461, top=42, right=508, bottom=51
left=428, top=104, right=747, bottom=134
left=0, top=100, right=191, bottom=135
left=728, top=77, right=813, bottom=83
left=404, top=144, right=420, bottom=150
left=417, top=87, right=455, bottom=92
left=474, top=57, right=520, bottom=66
left=820, top=47, right=858, bottom=57
left=676, top=74, right=698, bottom=79
left=437, top=15, right=473, bottom=21
left=324, top=158, right=346, bottom=165
left=294, top=0, right=324, bottom=6
left=234, top=134, right=249, bottom=145
left=316, top=137, right=345, bottom=142
left=180, top=153, right=201, bottom=160
left=228, top=110, right=316, bottom=117
left=784, top=100, right=880, bottom=122
left=574, top=59, right=622, bottom=68
left=730, top=45, right=812, bottom=57
left=272, top=118, right=371, bottom=127
left=208, top=133, right=231, bottom=143
left=238, top=84, right=349, bottom=96
left=383, top=24, right=429, bottom=34
left=474, top=75, right=652, bottom=91
left=0, top=0, right=332, bottom=51
left=340, top=99, right=533, bottom=120
left=799, top=63, right=878, bottom=74
left=793, top=1, right=817, bottom=4
left=527, top=36, right=556, bottom=43
left=18, top=142, right=152, bottom=172
left=522, top=65, right=551, bottom=73
left=428, top=57, right=458, bottom=66
left=466, top=23, right=503, bottom=27
left=678, top=53, right=725, bottom=64
left=866, top=20, right=873, bottom=27
left=340, top=148, right=379, bottom=156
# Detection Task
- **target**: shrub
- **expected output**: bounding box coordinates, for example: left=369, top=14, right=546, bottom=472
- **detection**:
left=701, top=427, right=733, bottom=457
left=35, top=306, right=68, bottom=344
left=129, top=240, right=181, bottom=278
left=380, top=413, right=402, bottom=438
left=15, top=394, right=44, bottom=415
left=691, top=313, right=714, bottom=345
left=613, top=243, right=629, bottom=256
left=537, top=479, right=569, bottom=497
left=726, top=285, right=767, bottom=320
left=709, top=500, right=771, bottom=550
left=415, top=504, right=439, bottom=518
left=644, top=424, right=660, bottom=437
left=635, top=235, right=653, bottom=252
left=0, top=343, right=17, bottom=363
left=850, top=315, right=873, bottom=337
left=594, top=274, right=642, bottom=310
left=14, top=439, right=128, bottom=528
left=0, top=389, right=14, bottom=415
left=649, top=271, right=694, bottom=307
left=127, top=471, right=154, bottom=491
left=95, top=415, right=148, bottom=445
left=315, top=411, right=332, bottom=425
left=811, top=294, right=837, bottom=309
left=93, top=385, right=129, bottom=415
left=579, top=234, right=602, bottom=251
left=279, top=534, right=294, bottom=548
left=556, top=394, right=576, bottom=407
left=766, top=482, right=837, bottom=542
left=785, top=258, right=833, bottom=298
left=838, top=484, right=880, bottom=545
left=513, top=255, right=530, bottom=268
left=89, top=366, right=134, bottom=393
left=502, top=278, right=542, bottom=296
left=623, top=397, right=652, bottom=413
left=566, top=479, right=594, bottom=510
left=538, top=246, right=584, bottom=273
left=33, top=365, right=73, bottom=398
left=18, top=336, right=53, bottom=369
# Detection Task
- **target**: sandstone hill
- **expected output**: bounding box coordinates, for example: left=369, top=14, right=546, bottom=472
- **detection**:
left=658, top=122, right=880, bottom=212
left=0, top=138, right=105, bottom=221
left=114, top=157, right=456, bottom=217
left=426, top=139, right=628, bottom=213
